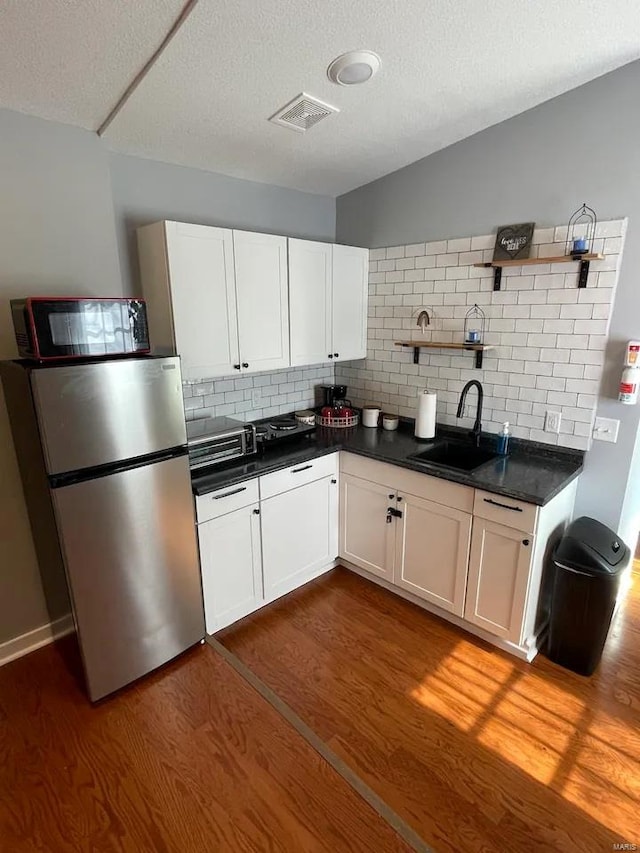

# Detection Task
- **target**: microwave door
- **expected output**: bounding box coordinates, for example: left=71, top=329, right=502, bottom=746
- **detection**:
left=31, top=357, right=187, bottom=476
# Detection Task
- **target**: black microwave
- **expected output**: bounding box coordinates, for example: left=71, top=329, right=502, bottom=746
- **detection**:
left=11, top=297, right=150, bottom=361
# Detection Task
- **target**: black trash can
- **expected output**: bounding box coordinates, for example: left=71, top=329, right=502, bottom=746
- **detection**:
left=545, top=516, right=630, bottom=676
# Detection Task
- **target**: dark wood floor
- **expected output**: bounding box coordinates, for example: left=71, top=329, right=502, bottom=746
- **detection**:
left=0, top=636, right=412, bottom=852
left=219, top=567, right=640, bottom=853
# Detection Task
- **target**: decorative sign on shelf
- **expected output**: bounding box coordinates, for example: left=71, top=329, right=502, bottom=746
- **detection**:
left=493, top=222, right=535, bottom=261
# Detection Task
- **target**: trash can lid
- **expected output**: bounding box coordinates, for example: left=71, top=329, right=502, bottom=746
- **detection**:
left=554, top=516, right=630, bottom=575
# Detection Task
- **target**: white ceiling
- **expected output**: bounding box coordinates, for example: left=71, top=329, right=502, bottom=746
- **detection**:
left=2, top=1, right=640, bottom=196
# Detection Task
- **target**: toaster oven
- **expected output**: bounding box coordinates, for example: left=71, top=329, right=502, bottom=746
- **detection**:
left=186, top=416, right=257, bottom=470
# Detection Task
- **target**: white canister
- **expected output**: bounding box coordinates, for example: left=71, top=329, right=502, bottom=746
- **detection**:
left=382, top=413, right=399, bottom=431
left=362, top=405, right=381, bottom=427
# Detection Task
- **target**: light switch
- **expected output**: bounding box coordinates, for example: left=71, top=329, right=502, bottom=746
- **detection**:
left=592, top=417, right=620, bottom=443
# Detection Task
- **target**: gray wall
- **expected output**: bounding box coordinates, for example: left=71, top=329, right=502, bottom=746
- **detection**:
left=0, top=109, right=335, bottom=649
left=336, top=59, right=640, bottom=548
left=109, top=153, right=336, bottom=294
left=0, top=109, right=122, bottom=646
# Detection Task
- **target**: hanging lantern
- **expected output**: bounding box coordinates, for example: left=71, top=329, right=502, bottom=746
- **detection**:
left=565, top=203, right=597, bottom=258
left=464, top=304, right=485, bottom=345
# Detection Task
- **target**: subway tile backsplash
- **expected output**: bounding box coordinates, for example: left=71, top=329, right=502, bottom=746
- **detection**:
left=183, top=364, right=335, bottom=423
left=336, top=219, right=627, bottom=451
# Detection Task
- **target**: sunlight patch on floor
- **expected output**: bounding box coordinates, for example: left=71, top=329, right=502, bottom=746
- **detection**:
left=408, top=641, right=640, bottom=832
left=408, top=641, right=517, bottom=733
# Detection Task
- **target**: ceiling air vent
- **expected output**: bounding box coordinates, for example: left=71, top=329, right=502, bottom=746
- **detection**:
left=269, top=92, right=339, bottom=133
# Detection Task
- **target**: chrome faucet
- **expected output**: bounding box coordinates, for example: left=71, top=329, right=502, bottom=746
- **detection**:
left=456, top=380, right=484, bottom=447
left=416, top=310, right=431, bottom=333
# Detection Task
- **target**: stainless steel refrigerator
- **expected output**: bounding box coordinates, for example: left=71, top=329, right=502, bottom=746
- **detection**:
left=1, top=356, right=205, bottom=701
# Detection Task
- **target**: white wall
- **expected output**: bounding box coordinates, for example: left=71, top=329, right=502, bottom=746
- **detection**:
left=0, top=108, right=336, bottom=649
left=337, top=221, right=624, bottom=451
left=184, top=365, right=334, bottom=423
left=336, top=60, right=640, bottom=546
left=0, top=109, right=122, bottom=647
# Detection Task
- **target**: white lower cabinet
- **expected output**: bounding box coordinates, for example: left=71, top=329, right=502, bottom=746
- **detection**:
left=464, top=518, right=534, bottom=644
left=339, top=452, right=577, bottom=660
left=195, top=454, right=339, bottom=633
left=394, top=492, right=472, bottom=617
left=261, top=474, right=338, bottom=602
left=198, top=502, right=263, bottom=633
left=195, top=449, right=576, bottom=659
left=339, top=474, right=396, bottom=581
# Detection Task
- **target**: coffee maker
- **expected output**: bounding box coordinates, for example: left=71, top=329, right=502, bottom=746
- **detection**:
left=320, top=385, right=354, bottom=422
left=321, top=385, right=349, bottom=407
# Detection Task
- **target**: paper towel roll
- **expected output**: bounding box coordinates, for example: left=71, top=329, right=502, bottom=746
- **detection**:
left=415, top=390, right=437, bottom=439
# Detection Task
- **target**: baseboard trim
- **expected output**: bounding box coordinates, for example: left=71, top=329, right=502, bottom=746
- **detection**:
left=340, top=560, right=538, bottom=662
left=0, top=613, right=75, bottom=668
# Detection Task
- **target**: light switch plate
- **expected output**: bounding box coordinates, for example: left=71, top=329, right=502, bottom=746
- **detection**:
left=593, top=417, right=620, bottom=443
left=251, top=388, right=261, bottom=408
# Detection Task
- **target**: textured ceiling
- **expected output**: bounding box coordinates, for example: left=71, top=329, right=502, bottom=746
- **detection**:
left=0, top=0, right=185, bottom=128
left=2, top=0, right=640, bottom=195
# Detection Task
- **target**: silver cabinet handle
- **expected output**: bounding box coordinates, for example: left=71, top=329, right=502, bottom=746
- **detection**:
left=213, top=486, right=247, bottom=500
left=291, top=464, right=313, bottom=473
left=483, top=497, right=522, bottom=512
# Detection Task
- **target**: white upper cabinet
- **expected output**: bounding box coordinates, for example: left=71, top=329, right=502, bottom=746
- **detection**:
left=137, top=221, right=239, bottom=381
left=288, top=239, right=368, bottom=367
left=137, top=222, right=289, bottom=379
left=288, top=239, right=332, bottom=367
left=332, top=244, right=368, bottom=362
left=233, top=230, right=290, bottom=373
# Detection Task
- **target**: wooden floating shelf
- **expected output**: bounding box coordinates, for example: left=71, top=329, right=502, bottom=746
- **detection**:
left=395, top=341, right=495, bottom=369
left=473, top=253, right=604, bottom=291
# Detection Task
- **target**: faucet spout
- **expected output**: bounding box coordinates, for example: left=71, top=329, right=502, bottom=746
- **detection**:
left=456, top=380, right=484, bottom=447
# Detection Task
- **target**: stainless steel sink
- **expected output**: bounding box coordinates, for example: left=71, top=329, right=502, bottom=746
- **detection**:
left=409, top=440, right=499, bottom=472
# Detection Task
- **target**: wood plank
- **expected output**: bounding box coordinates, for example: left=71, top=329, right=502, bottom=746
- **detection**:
left=220, top=566, right=640, bottom=851
left=0, top=636, right=412, bottom=853
left=473, top=253, right=603, bottom=268
left=394, top=341, right=494, bottom=351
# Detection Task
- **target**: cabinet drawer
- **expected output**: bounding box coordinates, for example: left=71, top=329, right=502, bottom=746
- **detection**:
left=394, top=467, right=473, bottom=513
left=260, top=453, right=338, bottom=500
left=196, top=478, right=259, bottom=523
left=473, top=489, right=538, bottom=534
left=340, top=452, right=473, bottom=513
left=340, top=453, right=404, bottom=489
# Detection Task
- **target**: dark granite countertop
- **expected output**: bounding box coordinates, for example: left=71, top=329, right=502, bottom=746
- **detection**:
left=191, top=423, right=583, bottom=506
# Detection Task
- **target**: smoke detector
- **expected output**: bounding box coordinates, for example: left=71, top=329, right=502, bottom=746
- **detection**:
left=327, top=50, right=381, bottom=86
left=269, top=92, right=340, bottom=133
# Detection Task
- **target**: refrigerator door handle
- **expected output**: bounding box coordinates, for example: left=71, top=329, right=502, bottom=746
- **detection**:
left=48, top=446, right=187, bottom=490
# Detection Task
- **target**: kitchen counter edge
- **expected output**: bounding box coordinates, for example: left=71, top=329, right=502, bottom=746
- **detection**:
left=191, top=429, right=583, bottom=506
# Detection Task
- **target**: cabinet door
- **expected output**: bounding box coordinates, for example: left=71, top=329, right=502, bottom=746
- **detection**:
left=288, top=238, right=332, bottom=367
left=465, top=518, right=534, bottom=643
left=394, top=492, right=471, bottom=616
left=164, top=222, right=239, bottom=380
left=233, top=230, right=290, bottom=373
left=198, top=503, right=263, bottom=633
left=331, top=244, right=368, bottom=362
left=261, top=475, right=338, bottom=602
left=339, top=474, right=395, bottom=581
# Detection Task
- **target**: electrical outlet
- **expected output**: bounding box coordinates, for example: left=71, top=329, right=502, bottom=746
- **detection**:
left=592, top=417, right=620, bottom=443
left=545, top=410, right=562, bottom=434
left=251, top=388, right=261, bottom=408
